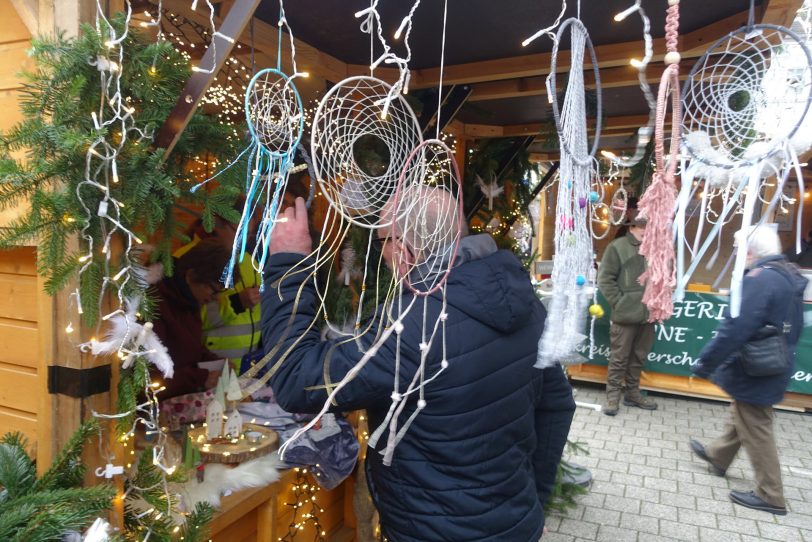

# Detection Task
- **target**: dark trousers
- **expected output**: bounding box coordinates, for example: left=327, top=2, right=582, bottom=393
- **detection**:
left=606, top=322, right=655, bottom=404
left=706, top=400, right=785, bottom=507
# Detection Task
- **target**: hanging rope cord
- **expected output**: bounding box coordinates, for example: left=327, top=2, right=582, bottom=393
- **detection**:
left=637, top=0, right=681, bottom=323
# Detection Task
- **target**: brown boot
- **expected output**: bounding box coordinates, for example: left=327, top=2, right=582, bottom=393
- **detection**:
left=623, top=393, right=657, bottom=410
left=603, top=400, right=619, bottom=416
left=604, top=388, right=621, bottom=416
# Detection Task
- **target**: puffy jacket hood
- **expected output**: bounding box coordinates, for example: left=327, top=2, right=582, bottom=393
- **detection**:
left=444, top=235, right=536, bottom=333
left=752, top=255, right=809, bottom=296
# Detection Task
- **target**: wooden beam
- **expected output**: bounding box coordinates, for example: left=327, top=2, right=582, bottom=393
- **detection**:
left=760, top=0, right=804, bottom=27
left=449, top=114, right=659, bottom=140
left=9, top=0, right=36, bottom=36
left=154, top=0, right=260, bottom=156
left=153, top=0, right=400, bottom=85
left=412, top=10, right=749, bottom=89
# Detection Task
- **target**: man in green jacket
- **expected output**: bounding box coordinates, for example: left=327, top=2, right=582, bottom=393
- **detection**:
left=597, top=211, right=658, bottom=416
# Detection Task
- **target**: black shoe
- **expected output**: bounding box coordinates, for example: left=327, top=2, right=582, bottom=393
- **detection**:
left=689, top=439, right=726, bottom=477
left=729, top=490, right=787, bottom=515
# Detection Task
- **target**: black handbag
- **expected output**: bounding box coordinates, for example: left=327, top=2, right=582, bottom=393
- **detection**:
left=739, top=323, right=790, bottom=377
left=738, top=264, right=796, bottom=377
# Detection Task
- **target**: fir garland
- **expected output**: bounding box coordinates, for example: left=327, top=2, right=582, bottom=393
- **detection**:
left=0, top=421, right=115, bottom=541
left=0, top=14, right=244, bottom=327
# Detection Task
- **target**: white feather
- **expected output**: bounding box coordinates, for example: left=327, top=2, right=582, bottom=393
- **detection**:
left=88, top=297, right=174, bottom=378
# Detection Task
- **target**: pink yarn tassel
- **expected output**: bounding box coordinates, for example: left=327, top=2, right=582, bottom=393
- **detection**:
left=638, top=3, right=681, bottom=323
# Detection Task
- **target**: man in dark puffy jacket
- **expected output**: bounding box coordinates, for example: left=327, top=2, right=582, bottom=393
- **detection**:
left=597, top=211, right=657, bottom=415
left=261, top=196, right=575, bottom=541
left=690, top=225, right=807, bottom=516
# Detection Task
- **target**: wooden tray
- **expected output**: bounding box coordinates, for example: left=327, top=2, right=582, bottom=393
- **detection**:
left=188, top=423, right=279, bottom=464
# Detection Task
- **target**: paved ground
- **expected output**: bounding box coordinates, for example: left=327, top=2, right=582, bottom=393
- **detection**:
left=546, top=384, right=812, bottom=542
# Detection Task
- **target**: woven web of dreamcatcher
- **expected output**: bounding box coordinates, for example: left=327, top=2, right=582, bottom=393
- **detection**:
left=677, top=21, right=812, bottom=316
left=391, top=140, right=463, bottom=297
left=311, top=76, right=423, bottom=228
left=682, top=26, right=812, bottom=171
left=245, top=68, right=304, bottom=156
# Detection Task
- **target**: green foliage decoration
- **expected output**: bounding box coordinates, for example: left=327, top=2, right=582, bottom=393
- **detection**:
left=0, top=14, right=244, bottom=327
left=0, top=420, right=115, bottom=541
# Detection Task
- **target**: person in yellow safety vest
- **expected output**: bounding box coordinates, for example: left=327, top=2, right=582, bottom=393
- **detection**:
left=175, top=215, right=262, bottom=372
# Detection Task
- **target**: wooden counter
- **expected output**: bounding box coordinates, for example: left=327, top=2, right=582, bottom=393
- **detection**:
left=209, top=468, right=354, bottom=541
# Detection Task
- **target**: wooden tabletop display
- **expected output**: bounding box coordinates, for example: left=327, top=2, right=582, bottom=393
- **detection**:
left=188, top=422, right=278, bottom=464
left=191, top=365, right=278, bottom=464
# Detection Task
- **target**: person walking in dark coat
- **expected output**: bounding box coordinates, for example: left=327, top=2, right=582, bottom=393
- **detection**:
left=690, top=225, right=807, bottom=516
left=261, top=196, right=575, bottom=542
left=597, top=210, right=657, bottom=415
left=152, top=238, right=235, bottom=398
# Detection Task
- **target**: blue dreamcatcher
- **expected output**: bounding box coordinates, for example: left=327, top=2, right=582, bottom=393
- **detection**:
left=193, top=3, right=305, bottom=288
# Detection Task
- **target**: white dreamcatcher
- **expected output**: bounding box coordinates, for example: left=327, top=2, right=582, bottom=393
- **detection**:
left=535, top=13, right=603, bottom=367
left=676, top=0, right=812, bottom=317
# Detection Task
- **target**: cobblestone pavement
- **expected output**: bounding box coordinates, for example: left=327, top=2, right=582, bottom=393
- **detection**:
left=545, top=384, right=812, bottom=542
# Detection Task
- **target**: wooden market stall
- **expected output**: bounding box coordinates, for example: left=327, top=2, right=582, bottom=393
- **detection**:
left=0, top=1, right=358, bottom=539
left=2, top=0, right=812, bottom=539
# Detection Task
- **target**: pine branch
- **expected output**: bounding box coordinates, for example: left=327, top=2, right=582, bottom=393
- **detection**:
left=35, top=419, right=99, bottom=491
left=181, top=502, right=215, bottom=542
left=0, top=442, right=36, bottom=501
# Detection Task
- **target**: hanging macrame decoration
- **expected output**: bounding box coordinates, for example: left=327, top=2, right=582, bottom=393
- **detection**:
left=636, top=0, right=682, bottom=323
left=268, top=0, right=465, bottom=467
left=675, top=0, right=812, bottom=317
left=536, top=16, right=603, bottom=368
left=193, top=1, right=306, bottom=288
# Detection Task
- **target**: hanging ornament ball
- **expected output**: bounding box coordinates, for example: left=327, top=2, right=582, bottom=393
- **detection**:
left=575, top=274, right=586, bottom=286
left=578, top=196, right=587, bottom=208
left=664, top=51, right=681, bottom=65
left=589, top=304, right=605, bottom=318
left=566, top=180, right=573, bottom=189
left=589, top=191, right=600, bottom=203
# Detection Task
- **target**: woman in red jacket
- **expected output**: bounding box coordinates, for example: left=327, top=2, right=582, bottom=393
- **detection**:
left=152, top=238, right=237, bottom=398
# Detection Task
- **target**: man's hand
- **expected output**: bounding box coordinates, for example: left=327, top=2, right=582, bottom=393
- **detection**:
left=268, top=197, right=312, bottom=256
left=238, top=286, right=261, bottom=309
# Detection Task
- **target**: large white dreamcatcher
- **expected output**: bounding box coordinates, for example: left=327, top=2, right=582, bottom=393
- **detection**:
left=675, top=0, right=812, bottom=316
left=535, top=13, right=603, bottom=367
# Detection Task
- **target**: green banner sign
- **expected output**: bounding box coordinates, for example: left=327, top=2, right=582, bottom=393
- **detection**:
left=575, top=292, right=812, bottom=395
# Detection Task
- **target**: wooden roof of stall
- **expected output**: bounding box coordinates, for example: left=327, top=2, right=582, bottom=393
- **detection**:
left=142, top=0, right=804, bottom=159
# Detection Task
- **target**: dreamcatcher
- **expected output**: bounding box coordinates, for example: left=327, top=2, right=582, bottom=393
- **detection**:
left=635, top=0, right=682, bottom=323
left=606, top=161, right=629, bottom=226
left=311, top=76, right=423, bottom=228
left=675, top=0, right=812, bottom=317
left=192, top=0, right=306, bottom=288
left=535, top=13, right=603, bottom=368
